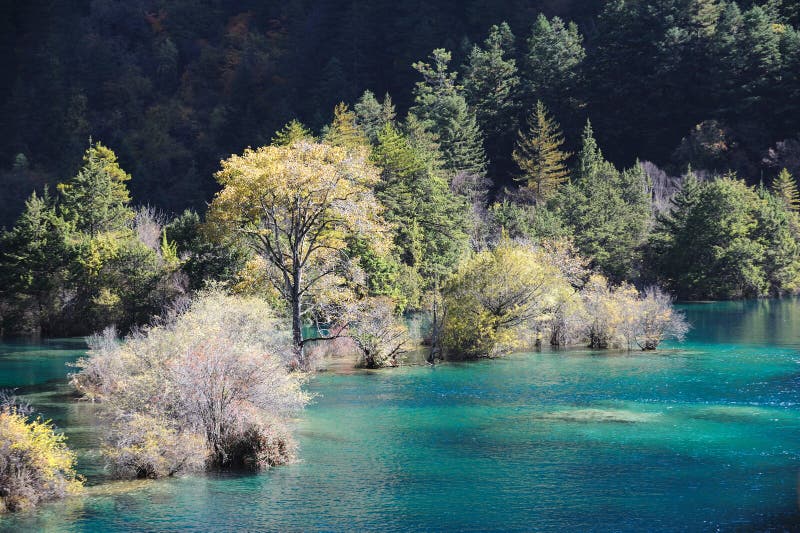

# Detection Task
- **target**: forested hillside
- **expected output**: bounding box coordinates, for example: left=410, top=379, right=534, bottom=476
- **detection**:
left=2, top=0, right=799, bottom=223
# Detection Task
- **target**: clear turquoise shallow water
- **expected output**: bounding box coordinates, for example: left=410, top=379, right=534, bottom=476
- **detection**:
left=2, top=300, right=800, bottom=531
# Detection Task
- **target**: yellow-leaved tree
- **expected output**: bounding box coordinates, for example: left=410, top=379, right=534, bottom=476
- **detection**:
left=441, top=238, right=572, bottom=358
left=208, top=141, right=386, bottom=368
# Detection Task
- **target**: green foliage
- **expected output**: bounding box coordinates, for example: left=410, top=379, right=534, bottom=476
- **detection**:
left=411, top=49, right=487, bottom=177
left=354, top=91, right=396, bottom=143
left=757, top=186, right=800, bottom=293
left=649, top=175, right=800, bottom=298
left=513, top=101, right=571, bottom=202
left=489, top=201, right=566, bottom=242
left=0, top=190, right=72, bottom=334
left=57, top=141, right=133, bottom=236
left=523, top=14, right=585, bottom=117
left=771, top=168, right=800, bottom=211
left=372, top=124, right=470, bottom=286
left=272, top=120, right=314, bottom=146
left=556, top=122, right=651, bottom=281
left=166, top=209, right=250, bottom=292
left=0, top=143, right=187, bottom=336
left=463, top=22, right=520, bottom=142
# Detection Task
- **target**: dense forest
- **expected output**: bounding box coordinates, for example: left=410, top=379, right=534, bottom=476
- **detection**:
left=2, top=0, right=800, bottom=341
left=1, top=0, right=799, bottom=221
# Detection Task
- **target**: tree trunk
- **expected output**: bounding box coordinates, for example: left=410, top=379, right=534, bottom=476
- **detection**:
left=428, top=284, right=439, bottom=364
left=291, top=287, right=304, bottom=369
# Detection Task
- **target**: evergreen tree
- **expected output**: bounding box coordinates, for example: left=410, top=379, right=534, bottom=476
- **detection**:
left=756, top=185, right=800, bottom=294
left=272, top=119, right=314, bottom=146
left=512, top=101, right=570, bottom=202
left=556, top=121, right=650, bottom=281
left=0, top=189, right=73, bottom=334
left=772, top=168, right=800, bottom=211
left=523, top=14, right=585, bottom=126
left=354, top=91, right=396, bottom=143
left=410, top=48, right=487, bottom=177
left=57, top=141, right=133, bottom=237
left=324, top=102, right=369, bottom=150
left=463, top=22, right=520, bottom=144
left=373, top=124, right=469, bottom=281
left=575, top=120, right=604, bottom=183
left=648, top=176, right=774, bottom=299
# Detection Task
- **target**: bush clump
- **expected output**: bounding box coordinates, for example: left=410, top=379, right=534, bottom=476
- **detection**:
left=72, top=289, right=309, bottom=478
left=0, top=407, right=83, bottom=513
left=440, top=239, right=688, bottom=358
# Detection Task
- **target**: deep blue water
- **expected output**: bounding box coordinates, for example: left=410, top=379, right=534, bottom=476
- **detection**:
left=2, top=300, right=800, bottom=531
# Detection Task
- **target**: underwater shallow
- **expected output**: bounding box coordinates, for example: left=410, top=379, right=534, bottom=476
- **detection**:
left=2, top=299, right=800, bottom=531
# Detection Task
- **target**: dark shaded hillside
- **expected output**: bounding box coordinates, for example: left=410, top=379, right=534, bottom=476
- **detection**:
left=0, top=0, right=798, bottom=225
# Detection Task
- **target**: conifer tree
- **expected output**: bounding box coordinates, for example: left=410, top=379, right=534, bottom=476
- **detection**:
left=524, top=14, right=585, bottom=119
left=772, top=168, right=800, bottom=211
left=0, top=189, right=73, bottom=334
left=272, top=119, right=314, bottom=146
left=463, top=22, right=520, bottom=141
left=57, top=141, right=133, bottom=237
left=556, top=121, right=650, bottom=281
left=372, top=124, right=469, bottom=280
left=513, top=101, right=571, bottom=202
left=410, top=49, right=487, bottom=177
left=324, top=102, right=369, bottom=150
left=354, top=91, right=396, bottom=143
left=575, top=119, right=604, bottom=183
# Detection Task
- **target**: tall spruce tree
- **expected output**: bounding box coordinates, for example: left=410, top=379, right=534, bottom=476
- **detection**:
left=354, top=90, right=396, bottom=143
left=772, top=168, right=800, bottom=211
left=0, top=189, right=73, bottom=335
left=557, top=121, right=650, bottom=281
left=58, top=141, right=133, bottom=237
left=372, top=124, right=469, bottom=280
left=523, top=14, right=585, bottom=130
left=512, top=101, right=571, bottom=202
left=463, top=22, right=520, bottom=145
left=410, top=48, right=487, bottom=177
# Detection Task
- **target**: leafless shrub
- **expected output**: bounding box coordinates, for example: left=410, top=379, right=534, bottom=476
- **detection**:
left=71, top=290, right=308, bottom=477
left=0, top=389, right=33, bottom=417
left=641, top=161, right=682, bottom=214
left=630, top=287, right=689, bottom=350
left=133, top=205, right=167, bottom=252
left=581, top=275, right=688, bottom=350
left=348, top=297, right=409, bottom=368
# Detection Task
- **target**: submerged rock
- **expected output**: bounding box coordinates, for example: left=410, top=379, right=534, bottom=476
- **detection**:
left=537, top=408, right=659, bottom=424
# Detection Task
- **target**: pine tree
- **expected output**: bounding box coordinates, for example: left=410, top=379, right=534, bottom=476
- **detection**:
left=272, top=119, right=314, bottom=146
left=524, top=14, right=585, bottom=118
left=576, top=120, right=604, bottom=183
left=772, top=168, right=800, bottom=211
left=410, top=49, right=487, bottom=177
left=354, top=91, right=396, bottom=143
left=556, top=121, right=650, bottom=281
left=373, top=124, right=469, bottom=279
left=0, top=189, right=73, bottom=334
left=324, top=102, right=369, bottom=150
left=463, top=22, right=520, bottom=141
left=691, top=0, right=723, bottom=38
left=512, top=101, right=571, bottom=202
left=57, top=141, right=133, bottom=237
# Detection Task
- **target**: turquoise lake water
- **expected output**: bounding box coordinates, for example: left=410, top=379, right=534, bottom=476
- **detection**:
left=2, top=299, right=800, bottom=531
